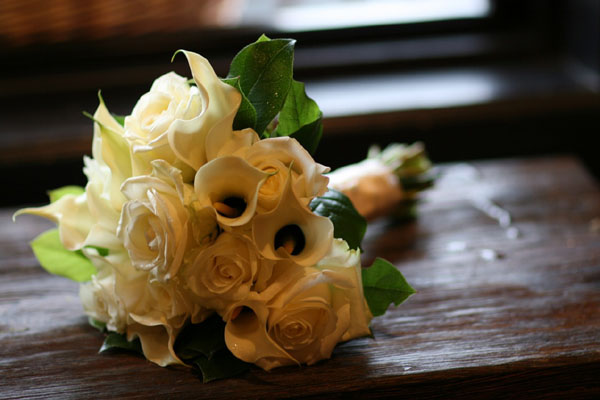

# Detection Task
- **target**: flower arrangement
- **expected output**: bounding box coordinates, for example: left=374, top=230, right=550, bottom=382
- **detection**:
left=16, top=36, right=416, bottom=382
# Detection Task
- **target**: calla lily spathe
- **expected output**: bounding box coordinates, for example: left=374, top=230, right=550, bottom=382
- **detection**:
left=166, top=51, right=243, bottom=171
left=252, top=176, right=333, bottom=266
left=92, top=98, right=134, bottom=211
left=194, top=156, right=270, bottom=228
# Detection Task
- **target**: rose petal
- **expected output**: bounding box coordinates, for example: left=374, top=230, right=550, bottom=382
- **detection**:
left=244, top=136, right=330, bottom=205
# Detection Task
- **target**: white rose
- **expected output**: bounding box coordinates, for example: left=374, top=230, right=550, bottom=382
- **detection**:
left=124, top=72, right=200, bottom=175
left=223, top=263, right=357, bottom=370
left=117, top=161, right=197, bottom=281
left=124, top=51, right=248, bottom=175
left=242, top=136, right=330, bottom=212
left=79, top=268, right=127, bottom=333
left=185, top=232, right=273, bottom=313
left=113, top=261, right=204, bottom=367
left=315, top=238, right=372, bottom=341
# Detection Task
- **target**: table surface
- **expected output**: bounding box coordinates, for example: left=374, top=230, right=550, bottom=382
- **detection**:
left=1, top=155, right=599, bottom=399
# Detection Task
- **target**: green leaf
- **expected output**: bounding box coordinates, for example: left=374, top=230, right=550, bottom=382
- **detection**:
left=399, top=174, right=436, bottom=192
left=48, top=186, right=85, bottom=203
left=222, top=76, right=257, bottom=131
left=174, top=314, right=226, bottom=360
left=99, top=332, right=143, bottom=355
left=256, top=33, right=271, bottom=43
left=288, top=116, right=322, bottom=155
left=83, top=245, right=110, bottom=257
left=362, top=258, right=416, bottom=317
left=391, top=199, right=419, bottom=222
left=227, top=36, right=295, bottom=134
left=309, top=189, right=367, bottom=250
left=174, top=314, right=250, bottom=382
left=30, top=229, right=97, bottom=282
left=88, top=317, right=107, bottom=332
left=111, top=114, right=126, bottom=127
left=193, top=348, right=251, bottom=383
left=274, top=80, right=323, bottom=154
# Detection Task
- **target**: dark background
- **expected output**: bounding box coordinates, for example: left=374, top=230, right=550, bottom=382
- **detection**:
left=1, top=0, right=598, bottom=206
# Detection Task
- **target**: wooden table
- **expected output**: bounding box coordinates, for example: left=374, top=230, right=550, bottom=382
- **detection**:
left=1, top=156, right=599, bottom=399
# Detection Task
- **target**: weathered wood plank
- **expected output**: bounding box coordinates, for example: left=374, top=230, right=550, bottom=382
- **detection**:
left=1, top=156, right=599, bottom=399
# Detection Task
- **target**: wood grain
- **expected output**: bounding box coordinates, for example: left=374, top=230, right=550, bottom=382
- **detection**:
left=1, top=156, right=599, bottom=399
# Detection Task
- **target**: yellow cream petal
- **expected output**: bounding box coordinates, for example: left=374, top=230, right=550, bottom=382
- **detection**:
left=316, top=239, right=373, bottom=341
left=92, top=103, right=133, bottom=211
left=168, top=51, right=242, bottom=170
left=252, top=177, right=333, bottom=266
left=15, top=193, right=92, bottom=251
left=127, top=323, right=184, bottom=367
left=83, top=157, right=120, bottom=232
left=194, top=156, right=269, bottom=227
left=92, top=97, right=125, bottom=163
left=224, top=298, right=296, bottom=371
left=207, top=127, right=259, bottom=161
left=245, top=136, right=330, bottom=202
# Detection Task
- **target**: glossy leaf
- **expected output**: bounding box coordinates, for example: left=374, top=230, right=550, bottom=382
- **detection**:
left=88, top=317, right=107, bottom=332
left=48, top=186, right=84, bottom=203
left=362, top=258, right=416, bottom=316
left=174, top=314, right=226, bottom=360
left=222, top=76, right=257, bottom=131
left=83, top=245, right=110, bottom=257
left=112, top=114, right=126, bottom=127
left=309, top=189, right=367, bottom=250
left=193, top=349, right=251, bottom=383
left=99, top=332, right=143, bottom=355
left=227, top=36, right=295, bottom=134
left=30, top=229, right=96, bottom=282
left=274, top=80, right=323, bottom=154
left=288, top=116, right=322, bottom=155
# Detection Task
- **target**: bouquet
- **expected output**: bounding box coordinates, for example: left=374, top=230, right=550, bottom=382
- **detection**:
left=16, top=36, right=416, bottom=382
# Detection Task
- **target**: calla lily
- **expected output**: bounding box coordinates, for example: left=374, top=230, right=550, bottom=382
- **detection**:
left=92, top=99, right=133, bottom=211
left=252, top=177, right=333, bottom=266
left=168, top=51, right=242, bottom=170
left=194, top=156, right=269, bottom=227
left=127, top=321, right=185, bottom=367
left=224, top=295, right=296, bottom=371
left=207, top=127, right=259, bottom=161
left=14, top=192, right=92, bottom=251
left=83, top=156, right=120, bottom=232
